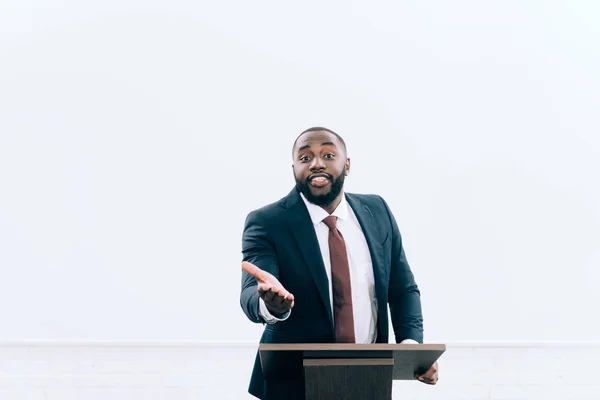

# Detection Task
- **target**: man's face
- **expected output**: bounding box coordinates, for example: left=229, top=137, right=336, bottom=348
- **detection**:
left=292, top=130, right=350, bottom=207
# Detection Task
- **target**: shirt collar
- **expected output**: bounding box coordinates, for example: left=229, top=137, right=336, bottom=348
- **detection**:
left=299, top=191, right=350, bottom=226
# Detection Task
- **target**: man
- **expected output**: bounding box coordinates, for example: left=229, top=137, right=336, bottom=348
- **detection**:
left=240, top=127, right=438, bottom=399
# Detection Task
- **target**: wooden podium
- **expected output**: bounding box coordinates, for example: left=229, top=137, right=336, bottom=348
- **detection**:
left=259, top=343, right=445, bottom=400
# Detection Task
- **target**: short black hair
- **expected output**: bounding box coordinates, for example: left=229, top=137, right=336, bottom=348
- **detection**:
left=292, top=126, right=347, bottom=155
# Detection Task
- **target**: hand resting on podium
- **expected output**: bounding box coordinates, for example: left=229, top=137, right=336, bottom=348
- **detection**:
left=416, top=361, right=438, bottom=385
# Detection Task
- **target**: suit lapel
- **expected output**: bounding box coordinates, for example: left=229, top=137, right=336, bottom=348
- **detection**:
left=345, top=194, right=387, bottom=305
left=283, top=189, right=334, bottom=331
left=281, top=190, right=388, bottom=335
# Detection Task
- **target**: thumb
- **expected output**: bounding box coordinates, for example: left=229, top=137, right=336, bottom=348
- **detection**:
left=242, top=261, right=267, bottom=282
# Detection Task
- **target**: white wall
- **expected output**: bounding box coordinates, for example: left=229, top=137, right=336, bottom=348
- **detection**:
left=1, top=1, right=599, bottom=346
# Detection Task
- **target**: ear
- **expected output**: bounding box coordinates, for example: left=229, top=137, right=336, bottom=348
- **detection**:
left=345, top=157, right=351, bottom=176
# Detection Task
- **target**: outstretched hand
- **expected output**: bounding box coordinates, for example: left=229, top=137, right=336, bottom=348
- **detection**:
left=242, top=261, right=295, bottom=318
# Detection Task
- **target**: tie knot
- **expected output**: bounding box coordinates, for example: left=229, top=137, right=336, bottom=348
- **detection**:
left=322, top=215, right=338, bottom=230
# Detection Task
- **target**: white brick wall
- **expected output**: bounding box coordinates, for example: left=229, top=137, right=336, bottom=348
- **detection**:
left=0, top=341, right=598, bottom=400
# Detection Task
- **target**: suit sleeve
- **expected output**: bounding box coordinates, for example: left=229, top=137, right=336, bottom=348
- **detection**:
left=240, top=210, right=281, bottom=324
left=379, top=196, right=424, bottom=343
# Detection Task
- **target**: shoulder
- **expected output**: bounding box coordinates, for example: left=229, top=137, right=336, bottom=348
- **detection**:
left=346, top=192, right=397, bottom=225
left=346, top=191, right=387, bottom=209
left=243, top=194, right=289, bottom=228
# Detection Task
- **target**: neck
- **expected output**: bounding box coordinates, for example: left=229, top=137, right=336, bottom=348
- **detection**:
left=320, top=192, right=344, bottom=215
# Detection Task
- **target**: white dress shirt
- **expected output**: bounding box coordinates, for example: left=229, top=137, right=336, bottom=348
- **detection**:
left=259, top=192, right=418, bottom=344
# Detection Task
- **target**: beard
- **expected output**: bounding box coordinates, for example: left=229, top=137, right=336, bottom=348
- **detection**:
left=295, top=172, right=345, bottom=207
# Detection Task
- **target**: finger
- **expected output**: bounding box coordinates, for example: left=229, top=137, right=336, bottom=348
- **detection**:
left=264, top=292, right=276, bottom=302
left=261, top=288, right=276, bottom=303
left=282, top=298, right=294, bottom=309
left=257, top=283, right=272, bottom=296
left=258, top=286, right=275, bottom=301
left=280, top=291, right=294, bottom=302
left=425, top=374, right=437, bottom=384
left=418, top=367, right=438, bottom=384
left=273, top=287, right=291, bottom=300
left=266, top=285, right=281, bottom=295
left=282, top=292, right=295, bottom=309
left=420, top=370, right=435, bottom=379
left=265, top=292, right=294, bottom=311
left=268, top=287, right=288, bottom=301
left=269, top=292, right=285, bottom=305
left=273, top=285, right=294, bottom=300
left=418, top=372, right=436, bottom=381
left=259, top=285, right=289, bottom=304
left=418, top=369, right=435, bottom=380
left=242, top=261, right=267, bottom=282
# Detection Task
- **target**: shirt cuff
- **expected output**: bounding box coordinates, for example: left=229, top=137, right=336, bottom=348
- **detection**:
left=259, top=297, right=291, bottom=324
left=400, top=338, right=419, bottom=344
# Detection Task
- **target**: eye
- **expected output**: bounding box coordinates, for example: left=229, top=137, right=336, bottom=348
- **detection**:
left=300, top=155, right=311, bottom=162
left=324, top=153, right=335, bottom=159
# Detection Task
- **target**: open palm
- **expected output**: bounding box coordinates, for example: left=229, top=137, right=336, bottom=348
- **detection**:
left=242, top=261, right=295, bottom=317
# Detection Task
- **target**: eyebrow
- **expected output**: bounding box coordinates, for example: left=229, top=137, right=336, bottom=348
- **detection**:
left=298, top=142, right=337, bottom=152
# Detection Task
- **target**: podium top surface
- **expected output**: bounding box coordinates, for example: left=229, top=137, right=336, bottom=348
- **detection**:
left=259, top=343, right=445, bottom=351
left=258, top=343, right=446, bottom=380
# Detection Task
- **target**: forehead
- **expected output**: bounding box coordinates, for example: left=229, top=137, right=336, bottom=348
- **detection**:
left=294, top=131, right=340, bottom=153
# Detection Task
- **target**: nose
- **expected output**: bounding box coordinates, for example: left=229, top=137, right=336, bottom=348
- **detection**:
left=310, top=156, right=326, bottom=171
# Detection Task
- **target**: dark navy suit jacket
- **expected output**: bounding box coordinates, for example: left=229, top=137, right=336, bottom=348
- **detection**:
left=240, top=187, right=424, bottom=399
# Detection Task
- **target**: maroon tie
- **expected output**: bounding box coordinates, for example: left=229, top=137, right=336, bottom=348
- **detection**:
left=322, top=216, right=356, bottom=343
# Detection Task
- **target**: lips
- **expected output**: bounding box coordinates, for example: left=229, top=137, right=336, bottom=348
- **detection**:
left=308, top=174, right=331, bottom=188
